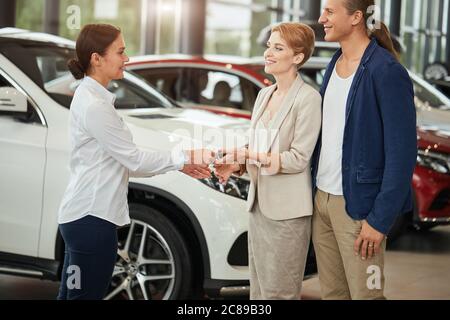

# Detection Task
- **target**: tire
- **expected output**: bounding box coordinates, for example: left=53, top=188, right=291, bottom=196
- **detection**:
left=105, top=203, right=194, bottom=300
left=412, top=222, right=437, bottom=232
left=388, top=191, right=421, bottom=243
left=387, top=211, right=411, bottom=243
left=411, top=195, right=437, bottom=232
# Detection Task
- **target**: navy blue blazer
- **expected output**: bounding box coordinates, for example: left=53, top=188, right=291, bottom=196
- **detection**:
left=312, top=38, right=417, bottom=235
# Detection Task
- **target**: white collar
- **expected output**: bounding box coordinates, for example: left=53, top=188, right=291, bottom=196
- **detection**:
left=83, top=76, right=116, bottom=105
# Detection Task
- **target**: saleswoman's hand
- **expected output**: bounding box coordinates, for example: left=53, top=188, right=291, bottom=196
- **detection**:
left=180, top=149, right=215, bottom=179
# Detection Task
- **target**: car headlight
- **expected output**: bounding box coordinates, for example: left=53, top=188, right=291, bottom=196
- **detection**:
left=417, top=149, right=450, bottom=174
left=200, top=172, right=250, bottom=200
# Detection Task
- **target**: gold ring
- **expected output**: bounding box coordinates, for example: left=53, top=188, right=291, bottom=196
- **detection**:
left=368, top=244, right=374, bottom=247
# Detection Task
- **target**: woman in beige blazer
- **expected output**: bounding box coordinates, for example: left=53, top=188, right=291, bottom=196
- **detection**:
left=215, top=22, right=322, bottom=300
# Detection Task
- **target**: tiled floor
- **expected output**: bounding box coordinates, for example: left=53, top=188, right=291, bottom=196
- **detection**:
left=1, top=226, right=449, bottom=300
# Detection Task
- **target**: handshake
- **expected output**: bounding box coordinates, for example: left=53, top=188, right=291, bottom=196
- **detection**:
left=180, top=148, right=277, bottom=184
left=179, top=149, right=240, bottom=182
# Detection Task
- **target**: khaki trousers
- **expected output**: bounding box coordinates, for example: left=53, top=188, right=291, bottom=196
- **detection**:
left=248, top=200, right=311, bottom=300
left=312, top=189, right=386, bottom=300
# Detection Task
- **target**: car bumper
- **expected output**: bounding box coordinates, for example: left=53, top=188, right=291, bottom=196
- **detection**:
left=413, top=166, right=450, bottom=222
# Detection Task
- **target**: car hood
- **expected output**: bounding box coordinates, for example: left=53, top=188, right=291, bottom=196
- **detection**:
left=118, top=108, right=250, bottom=151
left=416, top=104, right=450, bottom=132
left=181, top=102, right=252, bottom=120
left=417, top=126, right=450, bottom=154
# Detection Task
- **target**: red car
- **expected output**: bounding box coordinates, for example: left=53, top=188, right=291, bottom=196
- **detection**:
left=126, top=54, right=328, bottom=119
left=127, top=54, right=450, bottom=238
left=414, top=127, right=450, bottom=226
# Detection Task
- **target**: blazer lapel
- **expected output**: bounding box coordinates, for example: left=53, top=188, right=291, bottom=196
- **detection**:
left=345, top=38, right=378, bottom=123
left=249, top=85, right=276, bottom=152
left=265, top=75, right=304, bottom=152
left=251, top=85, right=276, bottom=129
left=345, top=65, right=365, bottom=123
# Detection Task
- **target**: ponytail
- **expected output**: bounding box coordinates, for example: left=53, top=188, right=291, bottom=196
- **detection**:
left=69, top=24, right=121, bottom=79
left=68, top=58, right=86, bottom=80
left=371, top=22, right=399, bottom=61
left=344, top=0, right=399, bottom=61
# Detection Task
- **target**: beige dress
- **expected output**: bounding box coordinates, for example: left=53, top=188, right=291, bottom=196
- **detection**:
left=248, top=111, right=312, bottom=300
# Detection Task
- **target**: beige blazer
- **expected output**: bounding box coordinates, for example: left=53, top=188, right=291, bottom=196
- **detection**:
left=246, top=75, right=322, bottom=220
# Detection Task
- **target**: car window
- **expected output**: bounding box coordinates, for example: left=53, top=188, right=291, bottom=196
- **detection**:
left=250, top=63, right=326, bottom=90
left=429, top=80, right=450, bottom=98
left=238, top=76, right=259, bottom=112
left=1, top=43, right=176, bottom=110
left=301, top=68, right=325, bottom=89
left=252, top=66, right=275, bottom=84
left=0, top=72, right=42, bottom=124
left=412, top=77, right=450, bottom=111
left=187, top=68, right=244, bottom=109
left=132, top=67, right=184, bottom=101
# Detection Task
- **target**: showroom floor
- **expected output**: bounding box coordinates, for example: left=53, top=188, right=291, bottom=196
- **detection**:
left=1, top=226, right=449, bottom=300
left=302, top=225, right=450, bottom=300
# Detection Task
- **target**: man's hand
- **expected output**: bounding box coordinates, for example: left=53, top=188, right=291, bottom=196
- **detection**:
left=354, top=220, right=386, bottom=260
left=180, top=149, right=215, bottom=179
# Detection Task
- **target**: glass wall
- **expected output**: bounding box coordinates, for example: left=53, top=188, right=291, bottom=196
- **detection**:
left=401, top=0, right=450, bottom=74
left=12, top=0, right=450, bottom=73
left=205, top=0, right=252, bottom=57
left=16, top=0, right=142, bottom=55
left=16, top=0, right=45, bottom=31
left=154, top=0, right=179, bottom=54
left=205, top=0, right=321, bottom=58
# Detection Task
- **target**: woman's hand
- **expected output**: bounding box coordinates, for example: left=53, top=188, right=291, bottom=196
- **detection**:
left=185, top=149, right=216, bottom=165
left=214, top=162, right=241, bottom=185
left=218, top=148, right=248, bottom=165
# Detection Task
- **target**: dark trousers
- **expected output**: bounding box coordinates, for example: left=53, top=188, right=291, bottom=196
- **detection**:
left=57, top=215, right=118, bottom=300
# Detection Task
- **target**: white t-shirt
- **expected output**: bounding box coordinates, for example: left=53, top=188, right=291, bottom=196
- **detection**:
left=316, top=63, right=355, bottom=195
left=58, top=77, right=185, bottom=226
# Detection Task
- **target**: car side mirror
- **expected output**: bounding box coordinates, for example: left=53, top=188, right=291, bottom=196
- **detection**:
left=0, top=87, right=27, bottom=113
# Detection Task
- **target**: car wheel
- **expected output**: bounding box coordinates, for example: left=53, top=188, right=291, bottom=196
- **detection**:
left=411, top=195, right=437, bottom=232
left=388, top=188, right=425, bottom=243
left=104, top=203, right=194, bottom=300
left=412, top=222, right=437, bottom=232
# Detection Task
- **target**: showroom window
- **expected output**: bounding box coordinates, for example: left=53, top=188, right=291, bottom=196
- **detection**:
left=15, top=0, right=143, bottom=56
left=401, top=0, right=450, bottom=73
left=205, top=0, right=276, bottom=58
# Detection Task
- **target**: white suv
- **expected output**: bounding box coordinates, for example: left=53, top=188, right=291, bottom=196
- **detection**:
left=0, top=29, right=316, bottom=300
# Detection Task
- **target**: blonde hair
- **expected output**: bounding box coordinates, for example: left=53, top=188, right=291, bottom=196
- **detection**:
left=271, top=22, right=315, bottom=69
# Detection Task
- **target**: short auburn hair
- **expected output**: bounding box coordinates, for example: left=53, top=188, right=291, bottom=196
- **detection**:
left=271, top=22, right=315, bottom=69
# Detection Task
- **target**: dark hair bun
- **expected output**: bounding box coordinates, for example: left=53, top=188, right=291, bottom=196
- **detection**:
left=68, top=58, right=85, bottom=80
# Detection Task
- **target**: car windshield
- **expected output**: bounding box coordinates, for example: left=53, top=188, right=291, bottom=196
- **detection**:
left=250, top=64, right=321, bottom=91
left=411, top=73, right=450, bottom=111
left=0, top=41, right=176, bottom=109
